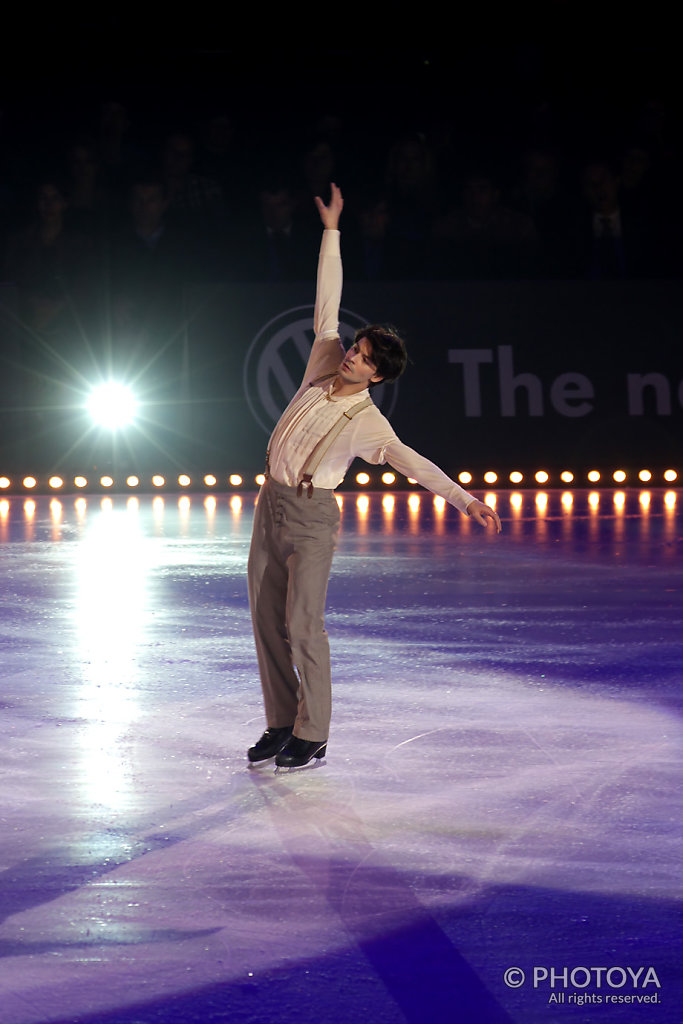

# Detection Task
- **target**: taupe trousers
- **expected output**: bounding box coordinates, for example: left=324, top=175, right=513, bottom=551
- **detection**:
left=247, top=477, right=340, bottom=741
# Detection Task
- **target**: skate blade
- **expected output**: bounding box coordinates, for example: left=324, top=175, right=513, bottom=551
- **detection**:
left=247, top=756, right=277, bottom=770
left=274, top=756, right=326, bottom=775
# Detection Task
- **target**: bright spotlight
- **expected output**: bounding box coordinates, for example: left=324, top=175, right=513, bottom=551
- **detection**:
left=87, top=382, right=137, bottom=429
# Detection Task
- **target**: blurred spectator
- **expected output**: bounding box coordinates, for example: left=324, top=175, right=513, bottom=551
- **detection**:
left=3, top=178, right=94, bottom=332
left=344, top=186, right=429, bottom=281
left=160, top=131, right=225, bottom=275
left=432, top=169, right=539, bottom=278
left=509, top=147, right=576, bottom=276
left=343, top=189, right=394, bottom=281
left=575, top=157, right=662, bottom=279
left=161, top=131, right=224, bottom=220
left=98, top=100, right=146, bottom=192
left=229, top=175, right=317, bottom=281
left=196, top=109, right=247, bottom=203
left=63, top=139, right=112, bottom=234
left=108, top=177, right=193, bottom=345
left=384, top=132, right=439, bottom=273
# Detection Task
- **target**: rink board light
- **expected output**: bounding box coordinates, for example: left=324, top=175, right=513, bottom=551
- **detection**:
left=0, top=467, right=679, bottom=495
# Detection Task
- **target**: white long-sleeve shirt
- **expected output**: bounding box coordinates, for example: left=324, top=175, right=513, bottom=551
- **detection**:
left=266, top=229, right=476, bottom=514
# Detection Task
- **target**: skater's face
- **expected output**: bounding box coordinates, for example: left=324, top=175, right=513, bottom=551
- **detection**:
left=338, top=338, right=384, bottom=387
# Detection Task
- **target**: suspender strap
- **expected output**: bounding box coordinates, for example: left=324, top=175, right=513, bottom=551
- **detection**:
left=297, top=395, right=373, bottom=498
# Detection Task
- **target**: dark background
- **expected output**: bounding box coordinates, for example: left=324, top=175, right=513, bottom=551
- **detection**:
left=0, top=7, right=680, bottom=477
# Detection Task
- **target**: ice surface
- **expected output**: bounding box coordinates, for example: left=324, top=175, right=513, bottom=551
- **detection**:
left=0, top=489, right=680, bottom=1023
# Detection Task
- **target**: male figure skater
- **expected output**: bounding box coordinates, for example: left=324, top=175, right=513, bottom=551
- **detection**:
left=247, top=184, right=501, bottom=771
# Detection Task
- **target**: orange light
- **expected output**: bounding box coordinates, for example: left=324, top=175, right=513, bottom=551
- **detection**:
left=100, top=476, right=114, bottom=488
left=127, top=475, right=140, bottom=487
left=613, top=470, right=626, bottom=483
left=0, top=477, right=10, bottom=489
left=535, top=471, right=549, bottom=484
left=509, top=471, right=523, bottom=484
left=255, top=474, right=266, bottom=486
left=588, top=470, right=601, bottom=482
left=204, top=474, right=217, bottom=487
left=381, top=472, right=396, bottom=485
left=561, top=470, right=574, bottom=483
left=74, top=476, right=88, bottom=488
left=484, top=471, right=497, bottom=484
left=458, top=471, right=473, bottom=485
left=178, top=475, right=191, bottom=487
left=23, top=477, right=37, bottom=489
left=229, top=474, right=242, bottom=486
left=356, top=472, right=370, bottom=486
left=152, top=475, right=165, bottom=488
left=664, top=469, right=678, bottom=482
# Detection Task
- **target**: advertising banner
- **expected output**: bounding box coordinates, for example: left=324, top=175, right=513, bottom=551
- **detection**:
left=181, top=279, right=681, bottom=480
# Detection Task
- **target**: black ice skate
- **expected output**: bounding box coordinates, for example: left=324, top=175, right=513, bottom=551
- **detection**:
left=274, top=736, right=327, bottom=772
left=247, top=726, right=293, bottom=767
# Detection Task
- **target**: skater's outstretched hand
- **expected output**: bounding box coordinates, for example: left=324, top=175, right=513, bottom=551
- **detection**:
left=314, top=182, right=344, bottom=230
left=466, top=499, right=502, bottom=532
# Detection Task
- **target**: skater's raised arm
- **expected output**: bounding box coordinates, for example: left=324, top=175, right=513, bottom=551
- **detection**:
left=302, top=184, right=346, bottom=384
left=314, top=182, right=344, bottom=231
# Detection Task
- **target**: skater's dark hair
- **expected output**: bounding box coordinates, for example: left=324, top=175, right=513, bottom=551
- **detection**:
left=354, top=324, right=408, bottom=384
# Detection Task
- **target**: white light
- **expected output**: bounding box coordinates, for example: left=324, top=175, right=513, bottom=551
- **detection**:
left=87, top=382, right=137, bottom=429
